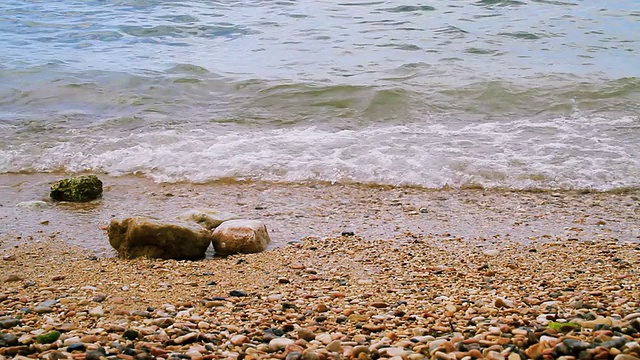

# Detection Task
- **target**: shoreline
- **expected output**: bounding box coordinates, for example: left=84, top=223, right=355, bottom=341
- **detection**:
left=2, top=173, right=639, bottom=257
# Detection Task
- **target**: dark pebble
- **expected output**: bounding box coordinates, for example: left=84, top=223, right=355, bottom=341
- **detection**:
left=286, top=352, right=302, bottom=360
left=67, top=343, right=86, bottom=352
left=0, top=318, right=21, bottom=329
left=341, top=231, right=355, bottom=237
left=0, top=333, right=19, bottom=347
left=207, top=281, right=217, bottom=286
left=123, top=348, right=137, bottom=356
left=230, top=290, right=247, bottom=297
left=86, top=350, right=106, bottom=360
left=123, top=329, right=140, bottom=340
left=282, top=303, right=296, bottom=310
left=336, top=316, right=347, bottom=324
left=563, top=339, right=591, bottom=352
left=315, top=316, right=327, bottom=323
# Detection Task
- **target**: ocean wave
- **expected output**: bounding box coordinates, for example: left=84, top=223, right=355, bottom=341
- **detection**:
left=1, top=116, right=639, bottom=191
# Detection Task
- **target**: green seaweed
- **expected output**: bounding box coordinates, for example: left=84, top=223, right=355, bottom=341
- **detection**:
left=36, top=331, right=61, bottom=344
left=547, top=321, right=581, bottom=332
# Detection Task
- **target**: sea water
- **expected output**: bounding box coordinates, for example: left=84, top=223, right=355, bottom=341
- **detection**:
left=1, top=0, right=639, bottom=190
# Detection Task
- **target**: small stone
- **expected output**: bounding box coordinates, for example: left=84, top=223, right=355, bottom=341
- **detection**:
left=66, top=343, right=86, bottom=352
left=370, top=302, right=389, bottom=308
left=229, top=290, right=247, bottom=297
left=35, top=331, right=61, bottom=344
left=363, top=323, right=385, bottom=332
left=302, top=350, right=320, bottom=360
left=89, top=306, right=104, bottom=317
left=445, top=304, right=457, bottom=312
left=16, top=200, right=49, bottom=209
left=486, top=351, right=505, bottom=360
left=483, top=249, right=500, bottom=257
left=123, top=330, right=139, bottom=340
left=278, top=277, right=290, bottom=284
left=297, top=328, right=316, bottom=342
left=230, top=335, right=248, bottom=346
left=315, top=333, right=332, bottom=345
left=0, top=333, right=19, bottom=347
left=269, top=337, right=295, bottom=352
left=352, top=346, right=371, bottom=358
left=0, top=318, right=21, bottom=329
left=86, top=350, right=106, bottom=360
left=174, top=333, right=198, bottom=344
left=495, top=298, right=513, bottom=308
left=326, top=340, right=341, bottom=352
left=4, top=275, right=22, bottom=283
left=152, top=317, right=175, bottom=327
left=614, top=355, right=640, bottom=360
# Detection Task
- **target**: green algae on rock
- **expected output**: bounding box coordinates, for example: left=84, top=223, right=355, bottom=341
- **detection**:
left=35, top=331, right=60, bottom=344
left=49, top=175, right=103, bottom=202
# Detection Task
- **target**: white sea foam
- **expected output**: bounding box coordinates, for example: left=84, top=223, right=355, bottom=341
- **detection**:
left=2, top=114, right=639, bottom=190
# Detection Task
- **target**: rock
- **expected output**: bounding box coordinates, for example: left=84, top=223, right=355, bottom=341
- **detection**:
left=325, top=340, right=341, bottom=352
left=50, top=175, right=103, bottom=202
left=370, top=302, right=389, bottom=308
left=0, top=333, right=18, bottom=347
left=614, top=355, right=640, bottom=360
left=230, top=290, right=247, bottom=297
left=230, top=335, right=248, bottom=346
left=85, top=350, right=106, bottom=360
left=269, top=338, right=295, bottom=352
left=108, top=217, right=213, bottom=260
left=35, top=331, right=60, bottom=344
left=4, top=275, right=21, bottom=283
left=89, top=306, right=104, bottom=317
left=483, top=249, right=500, bottom=257
left=16, top=201, right=48, bottom=209
left=297, top=328, right=316, bottom=342
left=66, top=343, right=86, bottom=352
left=0, top=318, right=21, bottom=329
left=123, top=330, right=139, bottom=340
left=152, top=317, right=175, bottom=327
left=211, top=219, right=271, bottom=256
left=176, top=209, right=239, bottom=230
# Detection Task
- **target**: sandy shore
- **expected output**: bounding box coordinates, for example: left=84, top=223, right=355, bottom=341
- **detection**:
left=2, top=173, right=639, bottom=255
left=1, top=173, right=640, bottom=359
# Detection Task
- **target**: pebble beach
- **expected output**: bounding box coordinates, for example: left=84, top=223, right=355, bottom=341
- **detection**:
left=0, top=175, right=640, bottom=360
left=2, top=186, right=640, bottom=360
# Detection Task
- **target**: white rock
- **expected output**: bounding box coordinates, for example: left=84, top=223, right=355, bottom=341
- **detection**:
left=211, top=219, right=271, bottom=256
left=89, top=307, right=104, bottom=317
left=268, top=337, right=294, bottom=352
left=483, top=249, right=500, bottom=257
left=16, top=201, right=48, bottom=209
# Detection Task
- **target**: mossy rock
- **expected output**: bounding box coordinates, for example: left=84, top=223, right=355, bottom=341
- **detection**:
left=547, top=321, right=580, bottom=332
left=36, top=331, right=60, bottom=344
left=50, top=175, right=103, bottom=202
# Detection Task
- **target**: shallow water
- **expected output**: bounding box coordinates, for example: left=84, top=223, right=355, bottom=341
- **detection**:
left=1, top=0, right=639, bottom=190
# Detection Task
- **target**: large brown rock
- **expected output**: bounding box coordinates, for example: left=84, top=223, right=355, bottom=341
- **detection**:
left=211, top=220, right=271, bottom=256
left=108, top=217, right=213, bottom=259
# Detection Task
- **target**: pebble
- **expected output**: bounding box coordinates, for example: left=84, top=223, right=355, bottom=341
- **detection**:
left=230, top=335, right=248, bottom=346
left=269, top=338, right=295, bottom=352
left=0, top=318, right=21, bottom=329
left=297, top=328, right=316, bottom=342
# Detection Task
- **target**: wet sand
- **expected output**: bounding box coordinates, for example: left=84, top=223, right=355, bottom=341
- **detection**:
left=1, top=173, right=639, bottom=257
